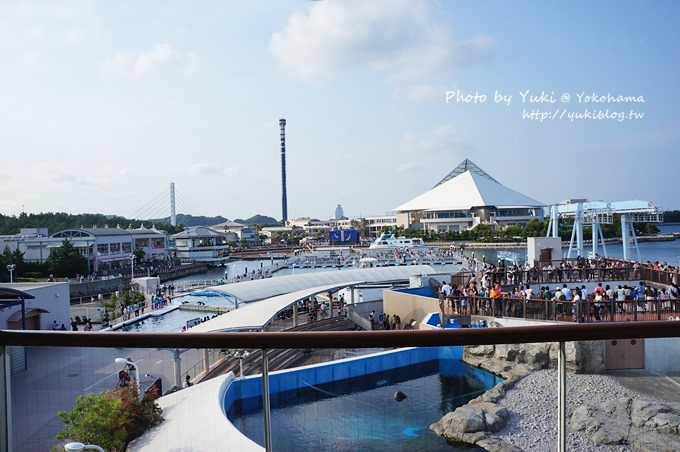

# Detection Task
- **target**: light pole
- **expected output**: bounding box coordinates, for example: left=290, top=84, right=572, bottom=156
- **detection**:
left=115, top=357, right=141, bottom=399
left=130, top=255, right=136, bottom=280
left=6, top=264, right=15, bottom=283
left=227, top=350, right=250, bottom=379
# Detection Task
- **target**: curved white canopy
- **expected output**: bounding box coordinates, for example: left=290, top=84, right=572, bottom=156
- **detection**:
left=210, top=265, right=436, bottom=304
left=189, top=281, right=363, bottom=332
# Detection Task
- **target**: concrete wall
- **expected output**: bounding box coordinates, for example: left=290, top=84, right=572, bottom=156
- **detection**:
left=383, top=289, right=439, bottom=329
left=0, top=282, right=70, bottom=330
left=645, top=337, right=680, bottom=372
left=528, top=236, right=562, bottom=264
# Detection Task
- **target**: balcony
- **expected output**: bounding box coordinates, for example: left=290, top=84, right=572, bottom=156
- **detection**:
left=1, top=322, right=679, bottom=451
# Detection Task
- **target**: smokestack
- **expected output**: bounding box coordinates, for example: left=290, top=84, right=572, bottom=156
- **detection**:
left=279, top=118, right=288, bottom=224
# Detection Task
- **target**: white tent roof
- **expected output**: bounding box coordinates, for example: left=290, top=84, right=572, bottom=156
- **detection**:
left=395, top=170, right=543, bottom=212
left=189, top=281, right=363, bottom=332
left=210, top=265, right=437, bottom=303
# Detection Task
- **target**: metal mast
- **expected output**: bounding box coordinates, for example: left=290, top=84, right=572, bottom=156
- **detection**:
left=170, top=182, right=176, bottom=226
left=279, top=118, right=288, bottom=224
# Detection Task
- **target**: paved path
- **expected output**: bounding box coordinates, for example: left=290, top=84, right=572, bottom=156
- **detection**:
left=11, top=343, right=208, bottom=451
left=606, top=369, right=680, bottom=403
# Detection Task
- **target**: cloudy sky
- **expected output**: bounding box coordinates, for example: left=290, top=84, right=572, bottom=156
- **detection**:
left=1, top=1, right=678, bottom=222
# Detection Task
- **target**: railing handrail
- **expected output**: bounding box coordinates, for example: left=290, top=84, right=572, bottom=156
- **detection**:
left=1, top=321, right=678, bottom=349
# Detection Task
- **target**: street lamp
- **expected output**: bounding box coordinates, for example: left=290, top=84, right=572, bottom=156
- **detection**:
left=227, top=350, right=250, bottom=379
left=6, top=264, right=15, bottom=283
left=115, top=357, right=141, bottom=399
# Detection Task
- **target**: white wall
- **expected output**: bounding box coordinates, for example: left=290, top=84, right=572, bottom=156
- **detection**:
left=0, top=283, right=70, bottom=330
left=645, top=337, right=680, bottom=372
left=527, top=236, right=562, bottom=265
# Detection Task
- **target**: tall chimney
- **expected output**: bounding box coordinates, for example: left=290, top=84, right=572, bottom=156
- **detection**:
left=279, top=118, right=288, bottom=224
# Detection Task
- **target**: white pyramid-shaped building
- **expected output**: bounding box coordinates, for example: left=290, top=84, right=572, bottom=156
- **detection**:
left=395, top=159, right=544, bottom=232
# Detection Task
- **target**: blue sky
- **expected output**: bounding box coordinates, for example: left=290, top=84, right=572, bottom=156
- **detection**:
left=1, top=1, right=678, bottom=222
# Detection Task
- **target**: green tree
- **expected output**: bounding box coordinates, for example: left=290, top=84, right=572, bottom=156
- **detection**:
left=47, top=240, right=88, bottom=278
left=57, top=386, right=162, bottom=451
left=133, top=248, right=145, bottom=263
left=0, top=246, right=25, bottom=282
left=57, top=391, right=129, bottom=451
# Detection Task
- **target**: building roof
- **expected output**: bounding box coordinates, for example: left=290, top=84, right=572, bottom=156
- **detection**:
left=189, top=281, right=362, bottom=332
left=395, top=167, right=544, bottom=212
left=211, top=221, right=246, bottom=229
left=434, top=158, right=499, bottom=187
left=171, top=226, right=228, bottom=239
left=210, top=265, right=437, bottom=303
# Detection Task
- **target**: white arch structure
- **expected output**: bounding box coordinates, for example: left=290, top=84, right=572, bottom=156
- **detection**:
left=546, top=200, right=663, bottom=261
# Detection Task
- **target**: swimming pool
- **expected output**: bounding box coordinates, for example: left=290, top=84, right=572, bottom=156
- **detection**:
left=225, top=347, right=500, bottom=451
left=174, top=290, right=238, bottom=309
left=114, top=306, right=225, bottom=332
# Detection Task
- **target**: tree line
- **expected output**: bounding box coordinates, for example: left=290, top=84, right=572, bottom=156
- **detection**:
left=378, top=215, right=659, bottom=243
left=0, top=212, right=185, bottom=236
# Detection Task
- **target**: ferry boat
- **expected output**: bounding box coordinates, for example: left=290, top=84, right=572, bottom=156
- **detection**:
left=369, top=233, right=425, bottom=249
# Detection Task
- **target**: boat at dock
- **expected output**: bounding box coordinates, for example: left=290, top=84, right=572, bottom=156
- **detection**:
left=369, top=233, right=425, bottom=249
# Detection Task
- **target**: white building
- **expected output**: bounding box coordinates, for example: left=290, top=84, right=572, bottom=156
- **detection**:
left=50, top=226, right=168, bottom=273
left=0, top=226, right=169, bottom=274
left=170, top=227, right=232, bottom=264
left=0, top=283, right=70, bottom=330
left=395, top=159, right=544, bottom=233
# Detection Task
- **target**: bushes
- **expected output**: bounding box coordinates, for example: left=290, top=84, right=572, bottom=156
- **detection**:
left=57, top=385, right=163, bottom=451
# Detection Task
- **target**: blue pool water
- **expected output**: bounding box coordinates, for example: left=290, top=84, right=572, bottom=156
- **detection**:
left=115, top=308, right=217, bottom=332
left=228, top=359, right=497, bottom=451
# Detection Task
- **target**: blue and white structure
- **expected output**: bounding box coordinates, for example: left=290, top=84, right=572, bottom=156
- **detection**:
left=547, top=200, right=663, bottom=261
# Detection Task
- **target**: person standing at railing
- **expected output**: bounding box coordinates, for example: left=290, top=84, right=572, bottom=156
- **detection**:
left=490, top=282, right=503, bottom=317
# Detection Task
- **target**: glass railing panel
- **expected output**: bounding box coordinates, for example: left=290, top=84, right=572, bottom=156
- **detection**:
left=2, top=323, right=679, bottom=451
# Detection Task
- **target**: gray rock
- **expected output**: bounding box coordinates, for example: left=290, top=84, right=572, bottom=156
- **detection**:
left=631, top=430, right=680, bottom=452
left=431, top=401, right=507, bottom=435
left=570, top=397, right=680, bottom=451
left=570, top=398, right=631, bottom=445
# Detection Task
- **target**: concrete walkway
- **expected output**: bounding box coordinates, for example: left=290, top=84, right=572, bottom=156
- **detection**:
left=607, top=369, right=680, bottom=403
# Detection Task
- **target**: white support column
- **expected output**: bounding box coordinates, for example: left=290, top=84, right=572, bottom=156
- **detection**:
left=629, top=222, right=641, bottom=262
left=567, top=220, right=577, bottom=259
left=575, top=203, right=584, bottom=258
left=172, top=349, right=182, bottom=389
left=262, top=349, right=273, bottom=452
left=551, top=205, right=560, bottom=238
left=598, top=223, right=609, bottom=257
left=1, top=346, right=12, bottom=452
left=558, top=341, right=566, bottom=452
left=170, top=182, right=177, bottom=227
left=203, top=349, right=210, bottom=375
left=621, top=215, right=630, bottom=261
left=591, top=222, right=599, bottom=257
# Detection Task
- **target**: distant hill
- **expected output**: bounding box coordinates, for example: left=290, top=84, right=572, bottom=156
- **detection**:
left=234, top=214, right=279, bottom=226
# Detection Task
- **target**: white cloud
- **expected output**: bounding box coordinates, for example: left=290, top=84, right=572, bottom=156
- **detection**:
left=100, top=43, right=198, bottom=79
left=133, top=43, right=198, bottom=78
left=400, top=124, right=471, bottom=158
left=269, top=0, right=494, bottom=81
left=187, top=163, right=219, bottom=176
left=185, top=163, right=240, bottom=177
left=395, top=161, right=419, bottom=173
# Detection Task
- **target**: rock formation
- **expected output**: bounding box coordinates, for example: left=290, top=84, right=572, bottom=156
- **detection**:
left=570, top=398, right=680, bottom=452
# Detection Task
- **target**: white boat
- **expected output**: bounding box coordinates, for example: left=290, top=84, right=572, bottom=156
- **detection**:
left=368, top=233, right=425, bottom=249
